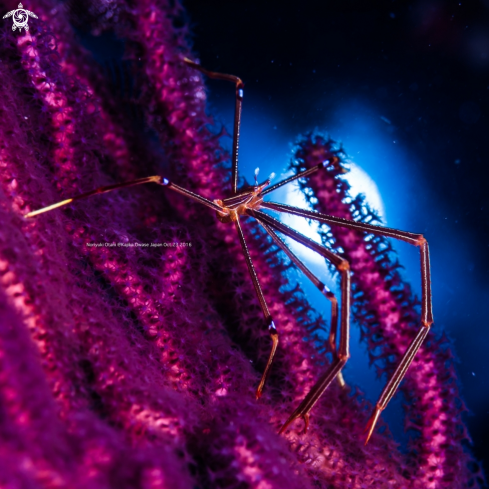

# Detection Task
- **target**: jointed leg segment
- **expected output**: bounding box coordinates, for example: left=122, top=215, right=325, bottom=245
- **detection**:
left=24, top=176, right=224, bottom=218
left=234, top=217, right=279, bottom=400
left=183, top=57, right=243, bottom=195
left=261, top=161, right=336, bottom=196
left=247, top=209, right=351, bottom=433
left=257, top=220, right=345, bottom=388
left=259, top=202, right=433, bottom=442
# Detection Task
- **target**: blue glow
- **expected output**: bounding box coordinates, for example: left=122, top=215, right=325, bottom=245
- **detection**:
left=321, top=99, right=419, bottom=233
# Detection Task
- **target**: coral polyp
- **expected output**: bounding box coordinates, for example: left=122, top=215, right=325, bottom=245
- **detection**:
left=0, top=0, right=483, bottom=487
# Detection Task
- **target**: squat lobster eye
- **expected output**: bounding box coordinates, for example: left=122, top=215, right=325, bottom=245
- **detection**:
left=24, top=57, right=433, bottom=445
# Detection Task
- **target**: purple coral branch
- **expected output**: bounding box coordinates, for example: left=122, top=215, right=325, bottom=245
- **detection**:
left=1, top=16, right=197, bottom=489
left=290, top=134, right=483, bottom=488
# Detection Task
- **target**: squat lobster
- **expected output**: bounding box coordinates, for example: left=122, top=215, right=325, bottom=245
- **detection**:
left=25, top=58, right=433, bottom=444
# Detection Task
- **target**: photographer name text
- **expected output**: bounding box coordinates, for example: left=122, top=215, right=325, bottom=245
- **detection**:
left=86, top=242, right=192, bottom=248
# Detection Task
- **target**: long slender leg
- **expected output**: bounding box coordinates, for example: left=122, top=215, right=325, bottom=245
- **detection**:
left=363, top=240, right=432, bottom=443
left=234, top=216, right=278, bottom=400
left=279, top=267, right=350, bottom=435
left=260, top=202, right=433, bottom=443
left=261, top=202, right=426, bottom=246
left=258, top=220, right=345, bottom=388
left=184, top=58, right=243, bottom=195
left=247, top=209, right=351, bottom=433
left=24, top=176, right=224, bottom=218
left=248, top=210, right=346, bottom=268
left=260, top=158, right=340, bottom=196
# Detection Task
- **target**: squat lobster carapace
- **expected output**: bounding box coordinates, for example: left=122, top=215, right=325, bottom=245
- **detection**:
left=24, top=58, right=433, bottom=444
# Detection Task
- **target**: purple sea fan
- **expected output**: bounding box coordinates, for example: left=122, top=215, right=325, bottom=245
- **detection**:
left=0, top=0, right=483, bottom=487
left=290, top=134, right=484, bottom=488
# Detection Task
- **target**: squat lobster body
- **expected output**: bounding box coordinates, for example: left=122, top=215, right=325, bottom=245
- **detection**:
left=25, top=57, right=433, bottom=445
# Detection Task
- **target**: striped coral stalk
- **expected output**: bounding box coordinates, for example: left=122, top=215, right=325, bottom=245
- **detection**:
left=290, top=134, right=483, bottom=488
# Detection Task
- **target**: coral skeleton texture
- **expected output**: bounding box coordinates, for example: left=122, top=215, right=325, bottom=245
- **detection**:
left=0, top=0, right=482, bottom=487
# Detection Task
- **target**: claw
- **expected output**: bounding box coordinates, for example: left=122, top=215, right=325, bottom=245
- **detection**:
left=364, top=404, right=383, bottom=445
